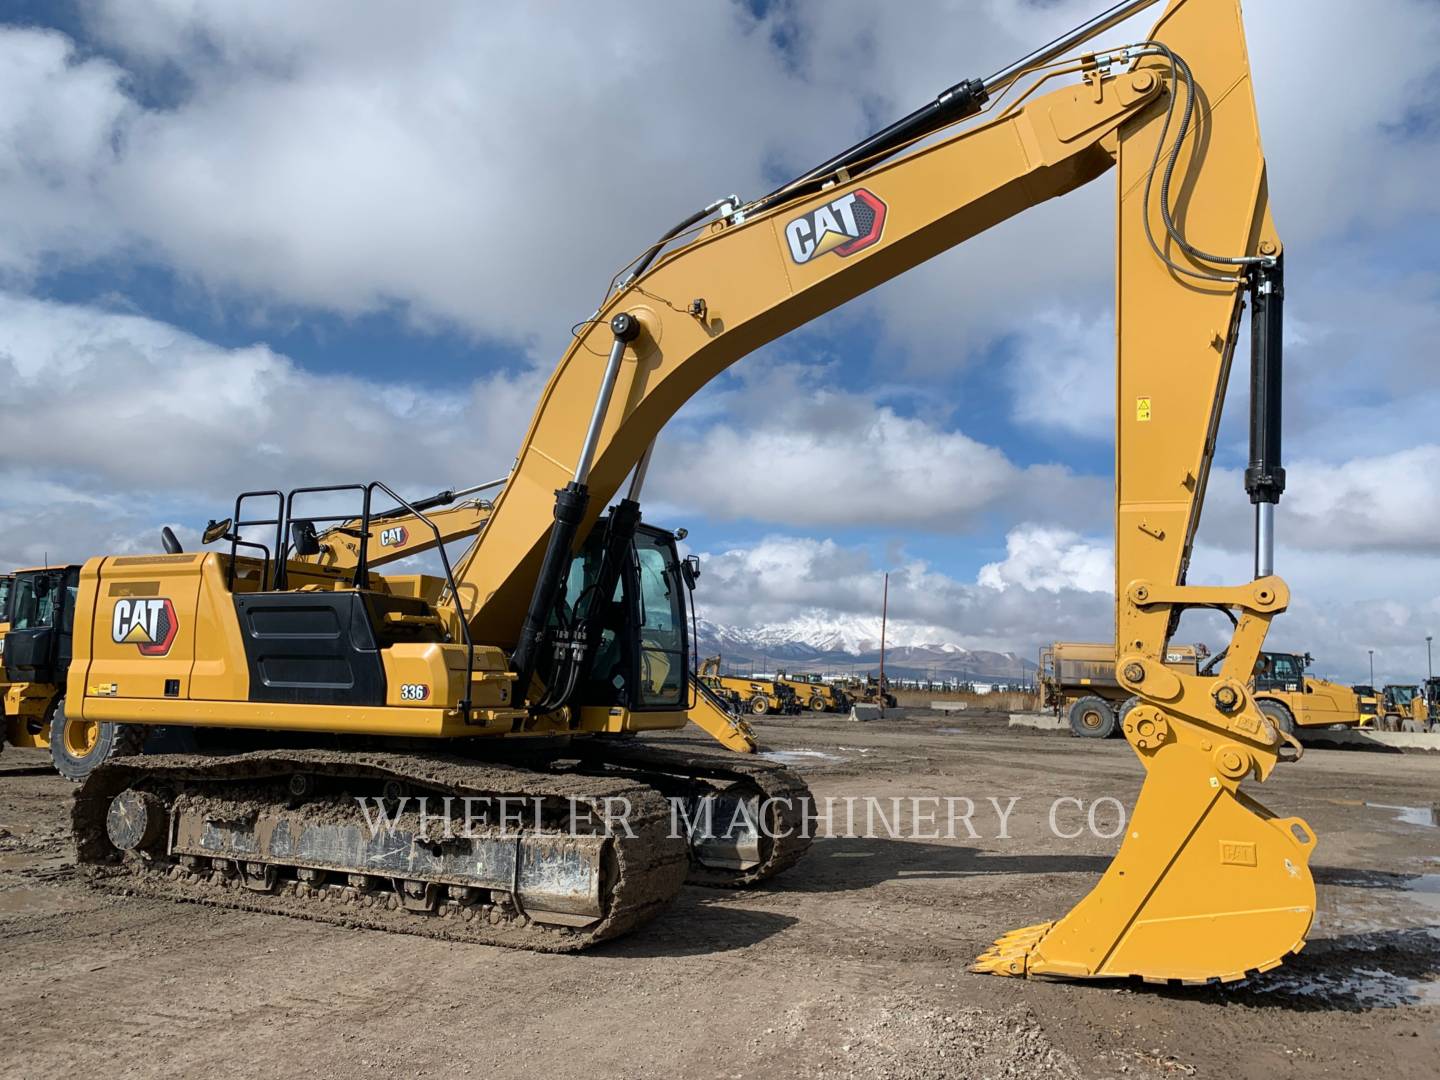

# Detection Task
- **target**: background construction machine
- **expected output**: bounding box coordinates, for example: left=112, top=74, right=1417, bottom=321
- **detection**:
left=700, top=656, right=800, bottom=716
left=1375, top=684, right=1432, bottom=732
left=839, top=673, right=896, bottom=709
left=777, top=672, right=852, bottom=713
left=1039, top=641, right=1201, bottom=738
left=58, top=0, right=1318, bottom=982
left=1241, top=650, right=1371, bottom=734
left=0, top=563, right=147, bottom=775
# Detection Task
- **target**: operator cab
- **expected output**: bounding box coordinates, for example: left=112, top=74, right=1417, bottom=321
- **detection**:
left=2, top=565, right=80, bottom=686
left=549, top=518, right=691, bottom=712
left=1252, top=651, right=1309, bottom=693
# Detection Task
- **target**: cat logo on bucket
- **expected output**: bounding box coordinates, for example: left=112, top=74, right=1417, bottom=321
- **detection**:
left=112, top=597, right=179, bottom=656
left=380, top=525, right=410, bottom=548
left=784, top=188, right=887, bottom=265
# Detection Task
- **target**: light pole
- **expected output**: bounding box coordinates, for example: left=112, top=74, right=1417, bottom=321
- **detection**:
left=1368, top=649, right=1375, bottom=687
left=1428, top=636, right=1434, bottom=680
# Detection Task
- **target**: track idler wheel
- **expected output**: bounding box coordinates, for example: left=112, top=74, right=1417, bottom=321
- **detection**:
left=974, top=707, right=1316, bottom=983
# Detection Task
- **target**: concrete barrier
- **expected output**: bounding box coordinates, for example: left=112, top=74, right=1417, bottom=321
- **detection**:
left=1008, top=712, right=1067, bottom=732
left=931, top=701, right=968, bottom=714
left=1297, top=727, right=1440, bottom=752
left=849, top=704, right=882, bottom=722
left=1005, top=714, right=1440, bottom=750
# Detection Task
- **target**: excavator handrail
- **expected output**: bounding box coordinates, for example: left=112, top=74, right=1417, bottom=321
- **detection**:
left=366, top=479, right=475, bottom=721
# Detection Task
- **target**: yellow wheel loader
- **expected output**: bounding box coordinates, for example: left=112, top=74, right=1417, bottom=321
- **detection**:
left=66, top=0, right=1318, bottom=980
left=1375, top=684, right=1429, bottom=732
left=778, top=672, right=851, bottom=713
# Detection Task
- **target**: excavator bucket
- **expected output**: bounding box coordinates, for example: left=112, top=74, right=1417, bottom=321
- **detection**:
left=973, top=737, right=1315, bottom=982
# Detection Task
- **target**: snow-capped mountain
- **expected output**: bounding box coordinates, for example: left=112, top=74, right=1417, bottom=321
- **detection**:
left=694, top=612, right=1033, bottom=681
left=699, top=613, right=966, bottom=656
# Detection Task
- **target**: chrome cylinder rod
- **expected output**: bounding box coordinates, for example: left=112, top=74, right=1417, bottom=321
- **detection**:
left=1255, top=503, right=1275, bottom=579
left=982, top=0, right=1162, bottom=93
left=626, top=440, right=656, bottom=502
left=575, top=313, right=641, bottom=486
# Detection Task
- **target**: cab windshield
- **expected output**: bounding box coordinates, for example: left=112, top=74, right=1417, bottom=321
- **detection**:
left=633, top=530, right=687, bottom=708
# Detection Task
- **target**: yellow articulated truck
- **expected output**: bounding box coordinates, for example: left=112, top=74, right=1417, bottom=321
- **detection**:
left=777, top=672, right=851, bottom=713
left=1242, top=651, right=1371, bottom=735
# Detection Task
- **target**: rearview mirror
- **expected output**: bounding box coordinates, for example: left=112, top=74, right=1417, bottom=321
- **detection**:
left=202, top=518, right=233, bottom=545
left=681, top=554, right=701, bottom=590
left=290, top=520, right=321, bottom=557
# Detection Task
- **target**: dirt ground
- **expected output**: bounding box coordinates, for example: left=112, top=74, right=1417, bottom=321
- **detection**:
left=1, top=711, right=1436, bottom=1080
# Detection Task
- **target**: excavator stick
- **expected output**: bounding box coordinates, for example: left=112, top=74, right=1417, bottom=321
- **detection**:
left=973, top=0, right=1317, bottom=981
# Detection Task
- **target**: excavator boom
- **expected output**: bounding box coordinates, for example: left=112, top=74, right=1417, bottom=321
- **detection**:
left=439, top=0, right=1314, bottom=981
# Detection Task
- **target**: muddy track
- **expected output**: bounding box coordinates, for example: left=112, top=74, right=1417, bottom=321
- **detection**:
left=571, top=741, right=815, bottom=887
left=73, top=748, right=691, bottom=952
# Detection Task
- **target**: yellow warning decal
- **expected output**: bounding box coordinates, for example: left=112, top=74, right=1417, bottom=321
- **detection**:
left=1136, top=397, right=1152, bottom=422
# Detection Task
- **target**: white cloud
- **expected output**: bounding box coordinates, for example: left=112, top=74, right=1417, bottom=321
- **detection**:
left=1005, top=311, right=1113, bottom=439
left=0, top=290, right=542, bottom=507
left=648, top=360, right=1110, bottom=532
left=692, top=532, right=1112, bottom=653
left=977, top=525, right=1112, bottom=593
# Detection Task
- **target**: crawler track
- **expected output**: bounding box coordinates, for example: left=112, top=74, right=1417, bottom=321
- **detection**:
left=74, top=749, right=690, bottom=952
left=569, top=741, right=814, bottom=888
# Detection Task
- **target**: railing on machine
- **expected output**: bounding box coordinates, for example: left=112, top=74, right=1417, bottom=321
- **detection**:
left=225, top=480, right=475, bottom=721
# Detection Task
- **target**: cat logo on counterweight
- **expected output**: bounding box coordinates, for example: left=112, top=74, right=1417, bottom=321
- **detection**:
left=112, top=597, right=179, bottom=656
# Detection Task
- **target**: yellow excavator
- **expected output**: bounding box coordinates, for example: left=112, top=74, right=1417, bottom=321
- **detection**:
left=60, top=0, right=1316, bottom=980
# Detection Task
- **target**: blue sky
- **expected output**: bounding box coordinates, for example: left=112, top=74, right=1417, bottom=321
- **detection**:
left=1, top=1, right=1438, bottom=682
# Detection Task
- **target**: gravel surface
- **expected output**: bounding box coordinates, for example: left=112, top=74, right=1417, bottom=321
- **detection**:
left=1, top=711, right=1435, bottom=1079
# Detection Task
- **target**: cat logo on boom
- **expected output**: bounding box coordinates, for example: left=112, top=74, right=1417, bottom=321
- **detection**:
left=111, top=597, right=179, bottom=656
left=380, top=525, right=410, bottom=548
left=784, top=188, right=887, bottom=265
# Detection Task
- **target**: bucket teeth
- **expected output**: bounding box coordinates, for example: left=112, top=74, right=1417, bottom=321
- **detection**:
left=970, top=921, right=1054, bottom=977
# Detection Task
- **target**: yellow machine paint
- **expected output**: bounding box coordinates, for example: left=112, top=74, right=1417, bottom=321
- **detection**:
left=1, top=566, right=73, bottom=754
left=777, top=673, right=851, bottom=713
left=1248, top=651, right=1369, bottom=732
left=1376, top=684, right=1429, bottom=732
left=698, top=657, right=798, bottom=716
left=68, top=0, right=1316, bottom=979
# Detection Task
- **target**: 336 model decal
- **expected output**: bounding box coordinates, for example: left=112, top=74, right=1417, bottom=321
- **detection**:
left=112, top=597, right=179, bottom=656
left=784, top=188, right=887, bottom=264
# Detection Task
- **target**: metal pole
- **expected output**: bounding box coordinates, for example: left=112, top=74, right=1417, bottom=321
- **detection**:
left=1428, top=636, right=1433, bottom=680
left=878, top=572, right=889, bottom=717
left=1369, top=650, right=1375, bottom=686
